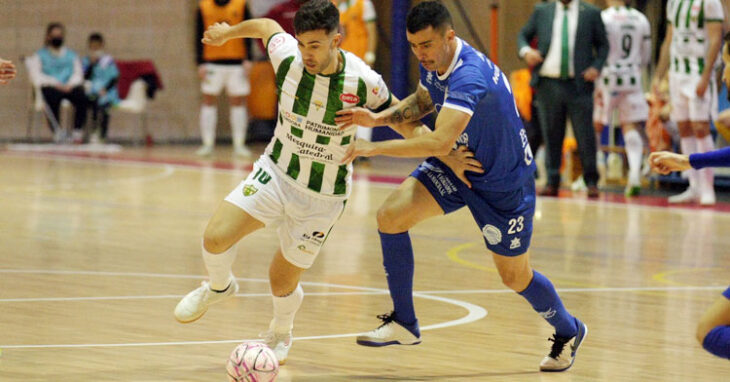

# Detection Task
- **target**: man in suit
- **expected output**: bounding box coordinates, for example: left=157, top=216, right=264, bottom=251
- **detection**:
left=518, top=0, right=608, bottom=197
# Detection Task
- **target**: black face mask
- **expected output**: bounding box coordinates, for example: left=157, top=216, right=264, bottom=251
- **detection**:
left=49, top=37, right=64, bottom=48
left=214, top=0, right=230, bottom=6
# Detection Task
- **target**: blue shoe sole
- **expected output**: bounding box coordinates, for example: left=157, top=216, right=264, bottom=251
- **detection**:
left=356, top=339, right=422, bottom=347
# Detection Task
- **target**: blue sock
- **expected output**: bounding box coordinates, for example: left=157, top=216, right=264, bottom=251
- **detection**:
left=703, top=326, right=730, bottom=359
left=379, top=230, right=419, bottom=337
left=518, top=270, right=577, bottom=338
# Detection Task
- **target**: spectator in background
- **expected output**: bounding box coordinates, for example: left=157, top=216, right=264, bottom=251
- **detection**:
left=29, top=22, right=87, bottom=143
left=0, top=58, right=16, bottom=84
left=652, top=0, right=724, bottom=205
left=83, top=33, right=120, bottom=144
left=264, top=0, right=307, bottom=36
left=336, top=0, right=378, bottom=154
left=196, top=0, right=253, bottom=157
left=518, top=0, right=608, bottom=198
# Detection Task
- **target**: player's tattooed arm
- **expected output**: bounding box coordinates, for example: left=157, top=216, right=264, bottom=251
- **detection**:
left=380, top=86, right=434, bottom=125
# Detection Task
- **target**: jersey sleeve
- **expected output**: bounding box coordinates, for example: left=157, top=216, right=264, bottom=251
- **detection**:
left=363, top=0, right=377, bottom=22
left=363, top=67, right=392, bottom=112
left=705, top=0, right=725, bottom=22
left=266, top=32, right=299, bottom=72
left=442, top=66, right=487, bottom=116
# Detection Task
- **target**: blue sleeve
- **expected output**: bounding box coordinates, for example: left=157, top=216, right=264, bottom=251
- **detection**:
left=443, top=67, right=487, bottom=115
left=689, top=147, right=730, bottom=169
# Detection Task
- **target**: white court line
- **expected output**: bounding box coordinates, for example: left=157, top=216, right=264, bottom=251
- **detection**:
left=0, top=269, right=487, bottom=349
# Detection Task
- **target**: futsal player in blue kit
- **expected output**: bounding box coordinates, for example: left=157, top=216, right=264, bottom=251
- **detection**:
left=335, top=1, right=586, bottom=372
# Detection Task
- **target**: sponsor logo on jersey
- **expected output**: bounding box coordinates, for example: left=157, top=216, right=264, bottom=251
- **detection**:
left=297, top=244, right=315, bottom=255
left=242, top=184, right=258, bottom=196
left=510, top=237, right=522, bottom=250
left=482, top=224, right=502, bottom=245
left=268, top=35, right=286, bottom=54
left=340, top=93, right=360, bottom=104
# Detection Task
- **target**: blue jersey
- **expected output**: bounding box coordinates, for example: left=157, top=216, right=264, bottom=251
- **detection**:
left=419, top=38, right=536, bottom=192
left=37, top=47, right=79, bottom=84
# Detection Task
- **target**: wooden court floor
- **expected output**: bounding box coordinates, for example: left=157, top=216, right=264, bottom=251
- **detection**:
left=0, top=146, right=728, bottom=381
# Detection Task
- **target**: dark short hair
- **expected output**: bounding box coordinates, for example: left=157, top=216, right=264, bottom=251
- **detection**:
left=294, top=0, right=339, bottom=35
left=46, top=22, right=65, bottom=36
left=406, top=1, right=453, bottom=34
left=89, top=32, right=104, bottom=44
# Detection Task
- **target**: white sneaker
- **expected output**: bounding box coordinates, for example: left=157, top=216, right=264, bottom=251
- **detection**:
left=195, top=145, right=214, bottom=156
left=356, top=312, right=421, bottom=347
left=668, top=188, right=698, bottom=204
left=233, top=145, right=252, bottom=157
left=260, top=329, right=292, bottom=365
left=174, top=277, right=238, bottom=323
left=540, top=319, right=588, bottom=372
left=700, top=192, right=716, bottom=206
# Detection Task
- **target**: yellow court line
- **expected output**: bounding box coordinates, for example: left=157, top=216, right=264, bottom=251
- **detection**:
left=445, top=242, right=601, bottom=288
left=652, top=268, right=724, bottom=287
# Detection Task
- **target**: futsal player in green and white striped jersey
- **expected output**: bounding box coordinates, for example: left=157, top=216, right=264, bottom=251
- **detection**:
left=173, top=0, right=394, bottom=365
left=653, top=0, right=724, bottom=205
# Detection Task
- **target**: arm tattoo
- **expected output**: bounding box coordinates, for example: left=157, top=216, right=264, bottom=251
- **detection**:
left=382, top=89, right=434, bottom=125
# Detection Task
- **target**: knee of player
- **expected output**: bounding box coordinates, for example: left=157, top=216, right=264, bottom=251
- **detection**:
left=376, top=205, right=410, bottom=233
left=202, top=229, right=230, bottom=254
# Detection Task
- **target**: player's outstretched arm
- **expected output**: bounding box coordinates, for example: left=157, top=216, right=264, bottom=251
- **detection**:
left=202, top=18, right=284, bottom=46
left=649, top=151, right=691, bottom=174
left=335, top=85, right=434, bottom=129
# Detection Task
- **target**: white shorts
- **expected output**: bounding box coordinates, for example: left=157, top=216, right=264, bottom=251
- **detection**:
left=594, top=87, right=649, bottom=125
left=669, top=74, right=718, bottom=122
left=224, top=157, right=347, bottom=269
left=201, top=64, right=251, bottom=97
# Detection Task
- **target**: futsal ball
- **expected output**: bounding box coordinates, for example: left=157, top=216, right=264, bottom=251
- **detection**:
left=226, top=341, right=279, bottom=382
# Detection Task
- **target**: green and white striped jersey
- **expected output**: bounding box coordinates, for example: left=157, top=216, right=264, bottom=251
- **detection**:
left=667, top=0, right=724, bottom=76
left=264, top=32, right=392, bottom=199
left=600, top=6, right=651, bottom=91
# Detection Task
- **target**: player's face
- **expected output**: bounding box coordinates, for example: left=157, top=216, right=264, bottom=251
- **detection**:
left=296, top=29, right=342, bottom=74
left=407, top=26, right=455, bottom=73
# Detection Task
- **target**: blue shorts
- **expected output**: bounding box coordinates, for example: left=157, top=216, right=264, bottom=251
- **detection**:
left=723, top=286, right=730, bottom=300
left=411, top=158, right=535, bottom=256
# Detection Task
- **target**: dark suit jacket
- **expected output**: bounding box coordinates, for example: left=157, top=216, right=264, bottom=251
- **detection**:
left=517, top=0, right=608, bottom=94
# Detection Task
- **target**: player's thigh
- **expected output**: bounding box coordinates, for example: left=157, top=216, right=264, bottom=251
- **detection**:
left=204, top=201, right=265, bottom=253
left=696, top=288, right=730, bottom=342
left=225, top=66, right=251, bottom=98
left=377, top=176, right=446, bottom=233
left=201, top=64, right=226, bottom=96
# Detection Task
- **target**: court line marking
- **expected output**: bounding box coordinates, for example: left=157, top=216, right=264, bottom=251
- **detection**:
left=8, top=150, right=730, bottom=215
left=0, top=269, right=487, bottom=349
left=652, top=267, right=724, bottom=287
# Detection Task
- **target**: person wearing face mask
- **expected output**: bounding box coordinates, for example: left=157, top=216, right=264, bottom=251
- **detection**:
left=82, top=33, right=120, bottom=144
left=28, top=22, right=88, bottom=143
left=196, top=0, right=254, bottom=157
left=518, top=0, right=609, bottom=198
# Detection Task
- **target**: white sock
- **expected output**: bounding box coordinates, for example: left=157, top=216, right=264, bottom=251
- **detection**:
left=680, top=136, right=698, bottom=191
left=271, top=284, right=303, bottom=333
left=200, top=105, right=217, bottom=147
left=202, top=242, right=237, bottom=291
left=356, top=125, right=372, bottom=141
left=231, top=106, right=248, bottom=148
left=696, top=135, right=716, bottom=195
left=623, top=129, right=643, bottom=186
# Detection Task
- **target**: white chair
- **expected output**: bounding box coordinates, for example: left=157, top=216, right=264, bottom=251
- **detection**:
left=24, top=55, right=73, bottom=142
left=114, top=79, right=150, bottom=144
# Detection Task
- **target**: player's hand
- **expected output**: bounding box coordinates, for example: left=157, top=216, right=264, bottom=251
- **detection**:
left=202, top=22, right=232, bottom=46
left=341, top=139, right=377, bottom=164
left=649, top=151, right=691, bottom=175
left=198, top=65, right=207, bottom=80
left=696, top=75, right=710, bottom=97
left=439, top=146, right=484, bottom=188
left=335, top=107, right=378, bottom=129
left=583, top=67, right=600, bottom=82
left=0, top=59, right=16, bottom=85
left=524, top=49, right=544, bottom=67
